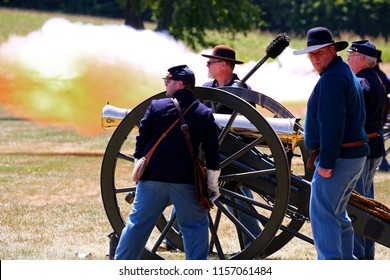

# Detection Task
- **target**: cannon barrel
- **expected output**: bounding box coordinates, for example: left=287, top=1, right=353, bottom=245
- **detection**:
left=101, top=104, right=304, bottom=149
left=101, top=104, right=131, bottom=128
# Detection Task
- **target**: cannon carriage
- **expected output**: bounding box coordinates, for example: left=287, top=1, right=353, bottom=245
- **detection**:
left=100, top=86, right=390, bottom=260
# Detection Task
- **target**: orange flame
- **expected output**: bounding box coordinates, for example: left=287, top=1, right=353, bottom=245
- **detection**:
left=0, top=18, right=317, bottom=136
left=0, top=18, right=199, bottom=135
left=2, top=61, right=161, bottom=135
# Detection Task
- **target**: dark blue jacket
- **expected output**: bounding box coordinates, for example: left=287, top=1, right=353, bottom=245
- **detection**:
left=134, top=89, right=220, bottom=183
left=202, top=73, right=251, bottom=89
left=304, top=56, right=370, bottom=169
left=357, top=67, right=387, bottom=159
left=203, top=73, right=253, bottom=114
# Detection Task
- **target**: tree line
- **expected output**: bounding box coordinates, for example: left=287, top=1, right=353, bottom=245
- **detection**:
left=1, top=0, right=389, bottom=48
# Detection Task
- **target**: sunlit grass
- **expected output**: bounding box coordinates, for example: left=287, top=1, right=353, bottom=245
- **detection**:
left=1, top=104, right=389, bottom=260
left=0, top=153, right=112, bottom=260
left=0, top=8, right=123, bottom=43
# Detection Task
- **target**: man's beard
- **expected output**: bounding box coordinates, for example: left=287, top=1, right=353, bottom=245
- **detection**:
left=208, top=71, right=215, bottom=79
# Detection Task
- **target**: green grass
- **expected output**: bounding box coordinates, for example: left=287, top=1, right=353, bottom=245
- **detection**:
left=0, top=104, right=112, bottom=154
left=0, top=8, right=124, bottom=44
left=0, top=154, right=112, bottom=260
left=1, top=103, right=389, bottom=260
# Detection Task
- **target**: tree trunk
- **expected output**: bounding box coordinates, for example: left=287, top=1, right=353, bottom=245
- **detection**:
left=155, top=0, right=173, bottom=31
left=123, top=0, right=144, bottom=30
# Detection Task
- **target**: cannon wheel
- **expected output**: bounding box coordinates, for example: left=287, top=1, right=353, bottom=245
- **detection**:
left=101, top=87, right=291, bottom=259
left=220, top=86, right=314, bottom=181
left=154, top=87, right=313, bottom=259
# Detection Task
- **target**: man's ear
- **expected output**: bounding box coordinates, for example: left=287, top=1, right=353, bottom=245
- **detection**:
left=330, top=45, right=337, bottom=56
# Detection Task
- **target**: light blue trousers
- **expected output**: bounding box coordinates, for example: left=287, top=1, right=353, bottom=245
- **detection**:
left=310, top=157, right=366, bottom=260
left=114, top=180, right=209, bottom=260
left=353, top=156, right=382, bottom=259
left=165, top=186, right=262, bottom=249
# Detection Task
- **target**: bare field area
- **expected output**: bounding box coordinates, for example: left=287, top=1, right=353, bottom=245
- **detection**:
left=0, top=104, right=389, bottom=260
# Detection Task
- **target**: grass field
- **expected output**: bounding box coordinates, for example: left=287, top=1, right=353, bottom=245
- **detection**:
left=1, top=101, right=390, bottom=260
left=0, top=8, right=389, bottom=260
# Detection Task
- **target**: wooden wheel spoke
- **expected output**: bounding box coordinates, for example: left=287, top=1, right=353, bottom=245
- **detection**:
left=117, top=152, right=133, bottom=162
left=217, top=111, right=238, bottom=145
left=221, top=188, right=274, bottom=212
left=114, top=186, right=136, bottom=194
left=220, top=136, right=265, bottom=168
left=214, top=200, right=257, bottom=241
left=208, top=212, right=225, bottom=259
left=220, top=168, right=277, bottom=181
left=151, top=212, right=177, bottom=253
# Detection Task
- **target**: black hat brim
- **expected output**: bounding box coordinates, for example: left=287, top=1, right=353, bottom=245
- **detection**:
left=293, top=41, right=348, bottom=55
left=201, top=54, right=244, bottom=64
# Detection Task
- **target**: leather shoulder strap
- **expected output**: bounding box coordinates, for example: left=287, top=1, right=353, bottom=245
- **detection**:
left=172, top=98, right=196, bottom=161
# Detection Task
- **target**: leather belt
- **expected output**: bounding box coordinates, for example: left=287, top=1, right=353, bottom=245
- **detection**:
left=306, top=141, right=367, bottom=169
left=367, top=132, right=380, bottom=138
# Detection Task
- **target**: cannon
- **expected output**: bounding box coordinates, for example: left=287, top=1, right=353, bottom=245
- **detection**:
left=100, top=34, right=390, bottom=259
left=100, top=86, right=390, bottom=260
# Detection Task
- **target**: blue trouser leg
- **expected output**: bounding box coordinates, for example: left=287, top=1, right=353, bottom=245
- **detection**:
left=353, top=157, right=382, bottom=259
left=167, top=186, right=262, bottom=250
left=169, top=183, right=209, bottom=260
left=378, top=157, right=389, bottom=171
left=310, top=157, right=366, bottom=260
left=115, top=181, right=209, bottom=260
left=114, top=180, right=169, bottom=260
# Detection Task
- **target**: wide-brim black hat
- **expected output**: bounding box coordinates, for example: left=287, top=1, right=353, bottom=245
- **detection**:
left=293, top=27, right=348, bottom=55
left=202, top=45, right=244, bottom=64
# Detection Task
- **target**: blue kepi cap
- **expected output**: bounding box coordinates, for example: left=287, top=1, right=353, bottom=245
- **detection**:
left=165, top=65, right=195, bottom=84
left=348, top=40, right=378, bottom=58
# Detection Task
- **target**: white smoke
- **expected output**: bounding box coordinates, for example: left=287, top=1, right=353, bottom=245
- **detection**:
left=0, top=18, right=319, bottom=134
left=1, top=17, right=317, bottom=100
left=237, top=47, right=319, bottom=101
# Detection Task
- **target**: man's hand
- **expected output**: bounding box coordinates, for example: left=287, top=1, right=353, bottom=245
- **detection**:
left=318, top=167, right=332, bottom=178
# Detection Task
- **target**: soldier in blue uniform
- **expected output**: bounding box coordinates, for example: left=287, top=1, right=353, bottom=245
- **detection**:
left=294, top=27, right=369, bottom=259
left=202, top=45, right=262, bottom=247
left=115, top=65, right=220, bottom=260
left=347, top=40, right=387, bottom=260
